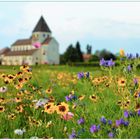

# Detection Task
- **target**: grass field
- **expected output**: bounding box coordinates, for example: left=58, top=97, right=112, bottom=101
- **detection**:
left=1, top=59, right=140, bottom=139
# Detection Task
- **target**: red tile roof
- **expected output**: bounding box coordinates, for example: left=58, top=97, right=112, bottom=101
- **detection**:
left=11, top=39, right=31, bottom=46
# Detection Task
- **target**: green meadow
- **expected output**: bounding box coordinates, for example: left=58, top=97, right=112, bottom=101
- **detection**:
left=0, top=61, right=140, bottom=139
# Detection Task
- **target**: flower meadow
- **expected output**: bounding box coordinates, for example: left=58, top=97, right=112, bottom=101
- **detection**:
left=1, top=53, right=140, bottom=138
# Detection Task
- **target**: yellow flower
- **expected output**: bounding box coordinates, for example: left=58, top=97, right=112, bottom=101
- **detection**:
left=8, top=113, right=16, bottom=120
left=120, top=49, right=125, bottom=57
left=56, top=102, right=69, bottom=115
left=78, top=95, right=85, bottom=101
left=0, top=106, right=5, bottom=112
left=89, top=94, right=97, bottom=102
left=44, top=103, right=55, bottom=114
left=118, top=78, right=126, bottom=87
left=46, top=88, right=52, bottom=94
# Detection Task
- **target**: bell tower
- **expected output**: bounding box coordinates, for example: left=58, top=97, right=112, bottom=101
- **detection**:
left=32, top=16, right=52, bottom=44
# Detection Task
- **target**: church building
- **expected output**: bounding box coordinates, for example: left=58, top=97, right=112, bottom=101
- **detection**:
left=1, top=16, right=59, bottom=65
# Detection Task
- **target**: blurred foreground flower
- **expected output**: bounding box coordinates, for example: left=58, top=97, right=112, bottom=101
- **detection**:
left=14, top=128, right=26, bottom=135
left=120, top=49, right=125, bottom=57
left=100, top=58, right=115, bottom=67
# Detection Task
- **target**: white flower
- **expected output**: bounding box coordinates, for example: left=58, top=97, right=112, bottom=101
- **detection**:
left=0, top=86, right=7, bottom=93
left=30, top=136, right=39, bottom=139
left=14, top=129, right=26, bottom=135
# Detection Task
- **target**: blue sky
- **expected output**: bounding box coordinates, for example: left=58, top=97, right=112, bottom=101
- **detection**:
left=0, top=2, right=140, bottom=55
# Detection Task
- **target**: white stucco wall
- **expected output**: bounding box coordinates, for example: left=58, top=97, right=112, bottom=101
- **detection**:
left=43, top=37, right=59, bottom=64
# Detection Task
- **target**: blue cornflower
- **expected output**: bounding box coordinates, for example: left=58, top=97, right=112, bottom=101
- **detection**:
left=69, top=131, right=77, bottom=139
left=108, top=132, right=114, bottom=138
left=90, top=125, right=98, bottom=133
left=77, top=72, right=84, bottom=79
left=86, top=72, right=90, bottom=78
left=124, top=110, right=129, bottom=118
left=124, top=121, right=129, bottom=126
left=127, top=65, right=132, bottom=72
left=137, top=110, right=140, bottom=116
left=100, top=116, right=107, bottom=124
left=134, top=78, right=138, bottom=85
left=65, top=96, right=71, bottom=102
left=100, top=58, right=115, bottom=67
left=108, top=120, right=112, bottom=125
left=77, top=118, right=85, bottom=125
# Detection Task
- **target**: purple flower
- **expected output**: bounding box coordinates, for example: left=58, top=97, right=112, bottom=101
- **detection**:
left=77, top=72, right=84, bottom=79
left=86, top=72, right=90, bottom=78
left=65, top=96, right=71, bottom=102
left=108, top=132, right=114, bottom=138
left=124, top=110, right=129, bottom=118
left=127, top=65, right=132, bottom=72
left=90, top=125, right=98, bottom=133
left=127, top=53, right=133, bottom=59
left=100, top=116, right=106, bottom=124
left=138, top=110, right=140, bottom=116
left=134, top=78, right=138, bottom=85
left=116, top=120, right=121, bottom=127
left=108, top=120, right=112, bottom=125
left=100, top=58, right=115, bottom=67
left=69, top=131, right=76, bottom=139
left=77, top=118, right=85, bottom=125
left=124, top=121, right=129, bottom=126
left=120, top=118, right=125, bottom=124
left=97, top=125, right=100, bottom=130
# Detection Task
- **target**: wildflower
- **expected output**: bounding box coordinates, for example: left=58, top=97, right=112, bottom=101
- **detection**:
left=86, top=72, right=90, bottom=78
left=69, top=130, right=77, bottom=139
left=108, top=120, right=112, bottom=125
left=16, top=105, right=24, bottom=113
left=127, top=53, right=133, bottom=59
left=135, top=103, right=140, bottom=111
left=0, top=106, right=5, bottom=112
left=90, top=125, right=98, bottom=133
left=46, top=88, right=52, bottom=94
left=77, top=72, right=84, bottom=79
left=77, top=118, right=85, bottom=125
left=137, top=110, right=140, bottom=116
left=108, top=132, right=114, bottom=138
left=44, top=103, right=55, bottom=114
left=62, top=112, right=74, bottom=121
left=35, top=98, right=48, bottom=108
left=63, top=126, right=67, bottom=133
left=89, top=94, right=97, bottom=102
left=56, top=102, right=69, bottom=115
left=116, top=120, right=121, bottom=127
left=97, top=125, right=100, bottom=130
left=100, top=58, right=115, bottom=67
left=0, top=86, right=7, bottom=93
left=127, top=65, right=132, bottom=72
left=78, top=95, right=85, bottom=101
left=15, top=97, right=22, bottom=103
left=65, top=96, right=71, bottom=102
left=14, top=128, right=26, bottom=135
left=118, top=78, right=126, bottom=87
left=100, top=116, right=106, bottom=124
left=8, top=113, right=16, bottom=120
left=134, top=78, right=138, bottom=85
left=124, top=110, right=129, bottom=118
left=46, top=121, right=53, bottom=128
left=120, top=49, right=125, bottom=57
left=30, top=136, right=39, bottom=139
left=124, top=121, right=129, bottom=126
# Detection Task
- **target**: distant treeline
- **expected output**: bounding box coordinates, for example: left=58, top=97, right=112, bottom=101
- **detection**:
left=60, top=41, right=117, bottom=64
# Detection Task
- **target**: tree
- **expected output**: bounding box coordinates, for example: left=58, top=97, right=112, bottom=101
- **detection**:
left=95, top=49, right=116, bottom=60
left=75, top=41, right=83, bottom=62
